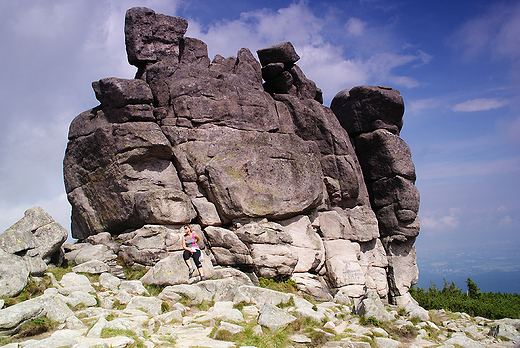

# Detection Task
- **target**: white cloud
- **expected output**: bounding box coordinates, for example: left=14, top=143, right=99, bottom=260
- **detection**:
left=408, top=98, right=441, bottom=115
left=345, top=18, right=367, bottom=37
left=499, top=215, right=513, bottom=227
left=452, top=98, right=509, bottom=112
left=450, top=2, right=520, bottom=60
left=420, top=208, right=460, bottom=230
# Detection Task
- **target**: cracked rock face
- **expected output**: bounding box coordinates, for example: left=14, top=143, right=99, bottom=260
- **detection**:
left=62, top=6, right=420, bottom=302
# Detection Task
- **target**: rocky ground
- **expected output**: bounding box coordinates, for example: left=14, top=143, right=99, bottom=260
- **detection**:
left=1, top=265, right=519, bottom=348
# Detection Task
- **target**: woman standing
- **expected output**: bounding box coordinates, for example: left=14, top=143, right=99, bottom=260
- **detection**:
left=181, top=224, right=206, bottom=281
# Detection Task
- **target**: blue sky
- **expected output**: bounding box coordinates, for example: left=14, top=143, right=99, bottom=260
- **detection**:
left=1, top=0, right=519, bottom=292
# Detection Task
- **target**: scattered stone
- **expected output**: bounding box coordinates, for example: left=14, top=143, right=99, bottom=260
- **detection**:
left=258, top=303, right=297, bottom=331
left=72, top=260, right=110, bottom=274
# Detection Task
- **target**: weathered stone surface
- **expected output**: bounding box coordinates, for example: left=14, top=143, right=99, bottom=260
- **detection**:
left=291, top=273, right=333, bottom=302
left=280, top=215, right=325, bottom=273
left=354, top=129, right=416, bottom=183
left=249, top=244, right=298, bottom=278
left=99, top=272, right=122, bottom=290
left=258, top=304, right=297, bottom=331
left=384, top=238, right=418, bottom=301
left=374, top=336, right=403, bottom=348
left=23, top=254, right=47, bottom=276
left=72, top=260, right=110, bottom=274
left=191, top=197, right=222, bottom=226
left=318, top=210, right=346, bottom=240
left=125, top=7, right=188, bottom=67
left=134, top=188, right=196, bottom=224
left=140, top=252, right=215, bottom=286
left=126, top=296, right=163, bottom=316
left=257, top=41, right=300, bottom=67
left=354, top=291, right=390, bottom=322
left=233, top=285, right=292, bottom=307
left=0, top=206, right=64, bottom=259
left=204, top=226, right=252, bottom=266
left=92, top=77, right=153, bottom=108
left=323, top=240, right=365, bottom=288
left=64, top=244, right=118, bottom=265
left=331, top=86, right=404, bottom=136
left=173, top=129, right=323, bottom=220
left=59, top=273, right=96, bottom=295
left=345, top=205, right=379, bottom=242
left=0, top=297, right=45, bottom=336
left=0, top=250, right=29, bottom=297
left=32, top=222, right=68, bottom=260
left=117, top=224, right=206, bottom=268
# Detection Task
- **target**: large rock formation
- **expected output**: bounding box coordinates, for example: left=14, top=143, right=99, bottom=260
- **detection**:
left=63, top=7, right=420, bottom=303
left=331, top=86, right=420, bottom=304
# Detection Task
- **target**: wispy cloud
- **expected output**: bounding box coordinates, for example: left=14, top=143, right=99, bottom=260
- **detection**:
left=452, top=98, right=509, bottom=112
left=449, top=2, right=520, bottom=61
left=407, top=98, right=442, bottom=115
left=420, top=207, right=461, bottom=231
left=345, top=17, right=367, bottom=37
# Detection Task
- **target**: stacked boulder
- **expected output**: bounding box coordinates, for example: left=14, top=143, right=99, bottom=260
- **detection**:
left=61, top=7, right=419, bottom=303
left=331, top=86, right=420, bottom=304
left=0, top=207, right=68, bottom=297
left=258, top=41, right=323, bottom=103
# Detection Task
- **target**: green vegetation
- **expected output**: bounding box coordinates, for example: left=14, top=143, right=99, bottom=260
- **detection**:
left=410, top=278, right=520, bottom=319
left=359, top=315, right=380, bottom=327
left=229, top=324, right=290, bottom=348
left=47, top=264, right=75, bottom=281
left=16, top=316, right=59, bottom=338
left=100, top=328, right=145, bottom=348
left=1, top=276, right=51, bottom=307
left=276, top=296, right=295, bottom=309
left=258, top=277, right=298, bottom=294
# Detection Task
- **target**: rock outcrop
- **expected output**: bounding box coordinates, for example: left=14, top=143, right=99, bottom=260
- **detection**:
left=62, top=7, right=420, bottom=303
left=0, top=207, right=67, bottom=297
left=331, top=86, right=420, bottom=303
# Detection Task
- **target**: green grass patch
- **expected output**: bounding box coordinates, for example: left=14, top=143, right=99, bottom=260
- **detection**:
left=232, top=326, right=289, bottom=348
left=100, top=328, right=146, bottom=348
left=410, top=316, right=422, bottom=325
left=161, top=301, right=170, bottom=313
left=360, top=315, right=380, bottom=327
left=124, top=268, right=148, bottom=281
left=112, top=299, right=126, bottom=310
left=233, top=301, right=250, bottom=311
left=196, top=299, right=215, bottom=311
left=143, top=283, right=165, bottom=297
left=258, top=277, right=298, bottom=294
left=1, top=276, right=53, bottom=307
left=16, top=316, right=59, bottom=338
left=276, top=296, right=295, bottom=309
left=47, top=264, right=75, bottom=281
left=105, top=313, right=117, bottom=321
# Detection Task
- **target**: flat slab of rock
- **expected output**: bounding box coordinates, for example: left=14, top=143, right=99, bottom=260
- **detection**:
left=258, top=303, right=297, bottom=331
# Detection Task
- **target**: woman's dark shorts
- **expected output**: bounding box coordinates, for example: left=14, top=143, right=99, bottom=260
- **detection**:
left=183, top=249, right=202, bottom=268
